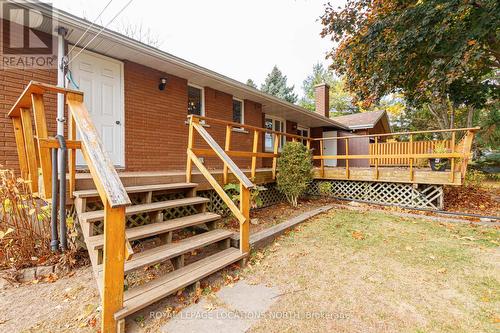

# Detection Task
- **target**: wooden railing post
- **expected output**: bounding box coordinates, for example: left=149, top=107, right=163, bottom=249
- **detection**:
left=409, top=135, right=414, bottom=182
left=12, top=117, right=29, bottom=180
left=101, top=200, right=126, bottom=333
left=186, top=116, right=196, bottom=183
left=251, top=130, right=259, bottom=180
left=68, top=112, right=77, bottom=198
left=272, top=133, right=280, bottom=180
left=223, top=125, right=232, bottom=184
left=461, top=130, right=475, bottom=179
left=239, top=183, right=250, bottom=253
left=345, top=138, right=350, bottom=179
left=374, top=136, right=379, bottom=180
left=31, top=93, right=52, bottom=198
left=449, top=132, right=456, bottom=183
left=20, top=108, right=38, bottom=193
left=319, top=139, right=325, bottom=178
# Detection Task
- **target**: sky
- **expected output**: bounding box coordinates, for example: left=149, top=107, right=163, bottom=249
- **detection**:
left=53, top=0, right=344, bottom=99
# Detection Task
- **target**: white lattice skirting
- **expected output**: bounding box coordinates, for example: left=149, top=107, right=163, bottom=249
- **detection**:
left=199, top=183, right=287, bottom=217
left=308, top=180, right=444, bottom=210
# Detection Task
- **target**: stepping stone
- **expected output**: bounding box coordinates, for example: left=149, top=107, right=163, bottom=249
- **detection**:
left=161, top=281, right=280, bottom=333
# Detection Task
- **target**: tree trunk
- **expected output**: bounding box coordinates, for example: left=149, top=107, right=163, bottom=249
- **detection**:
left=449, top=107, right=455, bottom=129
left=427, top=103, right=449, bottom=130
left=466, top=105, right=475, bottom=128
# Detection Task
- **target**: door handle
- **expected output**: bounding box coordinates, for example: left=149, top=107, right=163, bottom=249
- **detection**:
left=116, top=120, right=121, bottom=125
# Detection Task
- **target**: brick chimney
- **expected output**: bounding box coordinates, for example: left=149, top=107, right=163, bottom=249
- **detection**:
left=314, top=83, right=330, bottom=118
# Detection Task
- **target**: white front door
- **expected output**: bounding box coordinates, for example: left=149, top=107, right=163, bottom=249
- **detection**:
left=69, top=48, right=125, bottom=167
left=323, top=131, right=337, bottom=167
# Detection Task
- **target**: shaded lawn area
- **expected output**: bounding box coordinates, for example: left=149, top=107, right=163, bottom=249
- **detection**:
left=242, top=209, right=500, bottom=333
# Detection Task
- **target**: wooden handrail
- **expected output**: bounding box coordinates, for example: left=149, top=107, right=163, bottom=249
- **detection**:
left=313, top=127, right=480, bottom=141
left=9, top=81, right=131, bottom=333
left=190, top=114, right=308, bottom=140
left=8, top=80, right=83, bottom=117
left=190, top=119, right=254, bottom=189
left=313, top=152, right=470, bottom=160
left=186, top=116, right=253, bottom=253
left=66, top=94, right=131, bottom=208
left=187, top=149, right=246, bottom=223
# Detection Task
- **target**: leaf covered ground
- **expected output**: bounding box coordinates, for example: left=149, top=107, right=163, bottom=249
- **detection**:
left=1, top=208, right=498, bottom=332
left=242, top=209, right=500, bottom=333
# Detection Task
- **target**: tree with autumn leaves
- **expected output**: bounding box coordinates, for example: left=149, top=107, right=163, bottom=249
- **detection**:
left=320, top=0, right=499, bottom=147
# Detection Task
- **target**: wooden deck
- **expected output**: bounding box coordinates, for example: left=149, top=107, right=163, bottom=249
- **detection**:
left=74, top=165, right=461, bottom=191
left=315, top=166, right=462, bottom=185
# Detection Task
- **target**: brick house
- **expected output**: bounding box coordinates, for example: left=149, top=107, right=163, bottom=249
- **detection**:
left=0, top=2, right=351, bottom=175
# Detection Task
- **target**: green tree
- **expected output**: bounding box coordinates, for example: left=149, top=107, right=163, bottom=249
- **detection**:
left=277, top=142, right=313, bottom=207
left=246, top=79, right=257, bottom=89
left=320, top=0, right=500, bottom=129
left=261, top=65, right=298, bottom=103
left=299, top=63, right=358, bottom=116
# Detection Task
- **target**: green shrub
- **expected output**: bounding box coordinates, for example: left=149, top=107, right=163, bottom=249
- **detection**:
left=223, top=183, right=266, bottom=209
left=318, top=181, right=333, bottom=196
left=276, top=142, right=313, bottom=207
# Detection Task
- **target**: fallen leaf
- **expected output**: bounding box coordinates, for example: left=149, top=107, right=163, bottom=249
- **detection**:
left=437, top=268, right=447, bottom=274
left=352, top=231, right=365, bottom=240
left=204, top=302, right=216, bottom=311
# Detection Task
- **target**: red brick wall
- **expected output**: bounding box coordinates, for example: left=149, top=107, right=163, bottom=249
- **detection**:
left=124, top=61, right=189, bottom=171
left=0, top=19, right=58, bottom=174
left=0, top=32, right=264, bottom=174
left=123, top=61, right=263, bottom=171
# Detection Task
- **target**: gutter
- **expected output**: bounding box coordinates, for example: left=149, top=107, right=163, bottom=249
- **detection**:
left=16, top=1, right=348, bottom=130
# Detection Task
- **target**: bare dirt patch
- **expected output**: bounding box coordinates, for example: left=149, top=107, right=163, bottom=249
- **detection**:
left=218, top=198, right=333, bottom=233
left=0, top=266, right=100, bottom=332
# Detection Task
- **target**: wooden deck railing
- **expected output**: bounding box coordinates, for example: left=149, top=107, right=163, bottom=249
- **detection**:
left=186, top=115, right=258, bottom=253
left=185, top=115, right=477, bottom=186
left=8, top=81, right=131, bottom=333
left=186, top=115, right=309, bottom=182
left=313, top=127, right=478, bottom=184
left=369, top=140, right=451, bottom=166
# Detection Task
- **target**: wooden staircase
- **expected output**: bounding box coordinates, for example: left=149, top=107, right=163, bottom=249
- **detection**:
left=8, top=82, right=253, bottom=332
left=73, top=181, right=245, bottom=321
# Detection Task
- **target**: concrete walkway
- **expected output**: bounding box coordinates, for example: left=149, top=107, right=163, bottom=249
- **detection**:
left=161, top=281, right=280, bottom=333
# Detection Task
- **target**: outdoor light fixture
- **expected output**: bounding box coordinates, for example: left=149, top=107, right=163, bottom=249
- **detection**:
left=158, top=77, right=167, bottom=90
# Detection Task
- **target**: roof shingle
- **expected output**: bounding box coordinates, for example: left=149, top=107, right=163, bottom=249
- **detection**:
left=331, top=110, right=387, bottom=129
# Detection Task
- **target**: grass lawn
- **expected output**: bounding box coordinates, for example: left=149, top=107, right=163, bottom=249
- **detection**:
left=242, top=209, right=500, bottom=333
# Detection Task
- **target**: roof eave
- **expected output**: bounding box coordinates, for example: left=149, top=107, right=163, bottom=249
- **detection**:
left=20, top=2, right=349, bottom=130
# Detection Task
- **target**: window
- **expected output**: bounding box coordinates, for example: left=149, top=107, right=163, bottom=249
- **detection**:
left=264, top=116, right=285, bottom=152
left=187, top=84, right=204, bottom=116
left=297, top=126, right=309, bottom=145
left=232, top=98, right=244, bottom=124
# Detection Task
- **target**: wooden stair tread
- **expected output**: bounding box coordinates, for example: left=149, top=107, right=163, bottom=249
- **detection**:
left=73, top=182, right=197, bottom=198
left=79, top=196, right=209, bottom=223
left=115, top=247, right=245, bottom=320
left=86, top=212, right=220, bottom=250
left=97, top=229, right=234, bottom=275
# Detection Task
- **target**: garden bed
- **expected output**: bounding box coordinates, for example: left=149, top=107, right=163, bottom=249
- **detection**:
left=216, top=197, right=334, bottom=234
